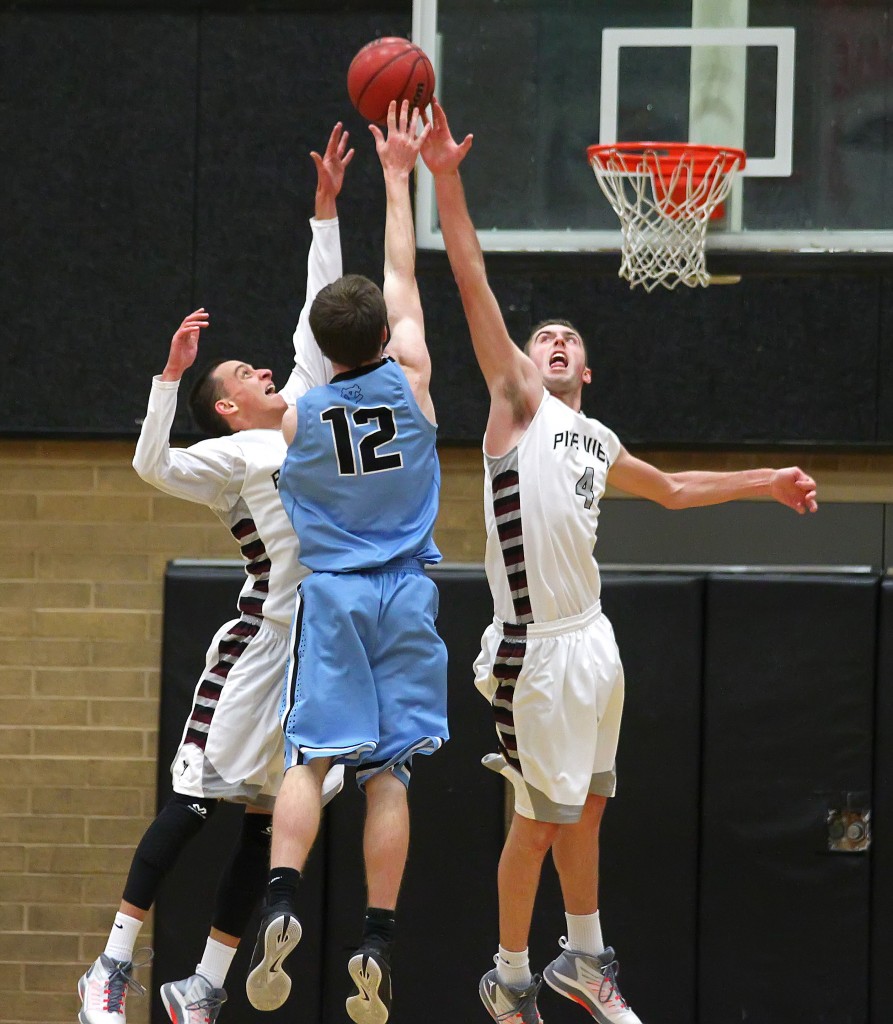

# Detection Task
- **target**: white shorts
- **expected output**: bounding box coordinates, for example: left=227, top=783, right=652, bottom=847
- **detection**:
left=171, top=616, right=292, bottom=811
left=473, top=602, right=624, bottom=824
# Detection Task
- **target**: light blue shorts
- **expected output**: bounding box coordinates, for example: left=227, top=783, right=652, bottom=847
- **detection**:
left=281, top=560, right=449, bottom=787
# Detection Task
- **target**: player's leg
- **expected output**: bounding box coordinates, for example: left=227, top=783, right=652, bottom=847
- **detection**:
left=78, top=794, right=217, bottom=1024
left=245, top=760, right=329, bottom=1012
left=160, top=804, right=272, bottom=1023
left=344, top=768, right=408, bottom=1024
left=543, top=616, right=641, bottom=1023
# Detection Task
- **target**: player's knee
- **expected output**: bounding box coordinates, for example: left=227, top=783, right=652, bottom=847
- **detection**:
left=121, top=795, right=218, bottom=909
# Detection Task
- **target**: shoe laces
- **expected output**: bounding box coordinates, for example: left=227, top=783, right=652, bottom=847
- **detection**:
left=556, top=937, right=628, bottom=1010
left=488, top=969, right=543, bottom=1024
left=186, top=991, right=226, bottom=1023
left=102, top=948, right=152, bottom=1012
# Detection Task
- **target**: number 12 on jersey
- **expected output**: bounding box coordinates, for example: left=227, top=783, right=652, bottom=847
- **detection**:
left=321, top=405, right=404, bottom=476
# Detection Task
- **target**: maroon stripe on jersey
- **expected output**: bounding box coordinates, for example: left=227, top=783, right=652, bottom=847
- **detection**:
left=227, top=516, right=270, bottom=617
left=183, top=618, right=260, bottom=752
left=491, top=456, right=532, bottom=625
left=232, top=519, right=257, bottom=540
left=491, top=630, right=526, bottom=766
left=185, top=727, right=208, bottom=750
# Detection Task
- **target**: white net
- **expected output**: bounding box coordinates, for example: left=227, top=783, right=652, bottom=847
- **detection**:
left=587, top=144, right=745, bottom=292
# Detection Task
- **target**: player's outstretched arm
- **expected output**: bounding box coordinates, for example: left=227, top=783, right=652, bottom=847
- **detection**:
left=370, top=100, right=435, bottom=419
left=159, top=308, right=209, bottom=383
left=133, top=310, right=238, bottom=507
left=608, top=449, right=819, bottom=514
left=421, top=100, right=541, bottom=428
left=284, top=123, right=356, bottom=403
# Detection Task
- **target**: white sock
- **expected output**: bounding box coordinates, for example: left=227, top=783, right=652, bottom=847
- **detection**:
left=196, top=937, right=237, bottom=989
left=104, top=912, right=142, bottom=963
left=565, top=910, right=605, bottom=956
left=496, top=945, right=532, bottom=990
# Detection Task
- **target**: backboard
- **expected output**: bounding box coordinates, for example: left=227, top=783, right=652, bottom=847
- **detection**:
left=412, top=0, right=893, bottom=254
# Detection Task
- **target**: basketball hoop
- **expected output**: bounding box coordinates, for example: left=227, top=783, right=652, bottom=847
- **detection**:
left=586, top=142, right=746, bottom=292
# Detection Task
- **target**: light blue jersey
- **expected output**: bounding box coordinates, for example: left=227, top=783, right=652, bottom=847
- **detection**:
left=279, top=357, right=441, bottom=571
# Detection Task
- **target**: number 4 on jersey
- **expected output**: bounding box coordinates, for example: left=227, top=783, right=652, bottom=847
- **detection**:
left=575, top=466, right=595, bottom=509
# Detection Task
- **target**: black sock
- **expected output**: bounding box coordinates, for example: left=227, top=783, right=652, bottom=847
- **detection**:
left=362, top=906, right=396, bottom=959
left=267, top=866, right=301, bottom=912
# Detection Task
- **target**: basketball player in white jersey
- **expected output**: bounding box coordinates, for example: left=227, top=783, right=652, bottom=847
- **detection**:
left=420, top=100, right=818, bottom=1024
left=77, top=125, right=353, bottom=1024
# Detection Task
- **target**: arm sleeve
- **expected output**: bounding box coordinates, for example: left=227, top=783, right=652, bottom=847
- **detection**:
left=132, top=377, right=243, bottom=510
left=279, top=216, right=341, bottom=405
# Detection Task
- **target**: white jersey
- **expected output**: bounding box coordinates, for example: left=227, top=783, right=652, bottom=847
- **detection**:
left=132, top=216, right=341, bottom=629
left=483, top=389, right=621, bottom=625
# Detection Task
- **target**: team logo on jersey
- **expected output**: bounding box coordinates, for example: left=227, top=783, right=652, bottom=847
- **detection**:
left=340, top=384, right=363, bottom=402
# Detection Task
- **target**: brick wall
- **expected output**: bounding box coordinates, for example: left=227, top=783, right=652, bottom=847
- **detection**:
left=1, top=438, right=891, bottom=1023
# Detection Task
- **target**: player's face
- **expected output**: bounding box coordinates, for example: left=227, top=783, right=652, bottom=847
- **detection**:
left=214, top=360, right=286, bottom=427
left=527, top=325, right=591, bottom=397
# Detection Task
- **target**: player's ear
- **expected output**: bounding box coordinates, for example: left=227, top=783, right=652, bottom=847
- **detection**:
left=582, top=366, right=592, bottom=385
left=215, top=397, right=238, bottom=418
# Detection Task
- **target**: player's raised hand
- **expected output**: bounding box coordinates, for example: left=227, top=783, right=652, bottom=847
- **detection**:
left=369, top=99, right=431, bottom=176
left=162, top=309, right=209, bottom=381
left=420, top=98, right=473, bottom=176
left=769, top=466, right=819, bottom=514
left=311, top=122, right=355, bottom=206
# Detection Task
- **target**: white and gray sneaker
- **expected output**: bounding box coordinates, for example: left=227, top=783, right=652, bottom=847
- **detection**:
left=245, top=908, right=302, bottom=1011
left=479, top=967, right=543, bottom=1024
left=543, top=940, right=642, bottom=1023
left=160, top=973, right=226, bottom=1023
left=77, top=951, right=149, bottom=1023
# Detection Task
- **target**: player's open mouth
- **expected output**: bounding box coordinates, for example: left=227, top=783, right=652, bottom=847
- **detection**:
left=549, top=353, right=567, bottom=368
left=265, top=384, right=276, bottom=395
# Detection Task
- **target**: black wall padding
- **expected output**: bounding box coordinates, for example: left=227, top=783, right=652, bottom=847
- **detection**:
left=320, top=566, right=503, bottom=1023
left=699, top=573, right=878, bottom=1024
left=156, top=565, right=327, bottom=1024
left=870, top=578, right=893, bottom=1024
left=527, top=573, right=705, bottom=1024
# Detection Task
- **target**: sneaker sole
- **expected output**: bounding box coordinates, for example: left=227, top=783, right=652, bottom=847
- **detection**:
left=346, top=953, right=389, bottom=1024
left=245, top=914, right=302, bottom=1011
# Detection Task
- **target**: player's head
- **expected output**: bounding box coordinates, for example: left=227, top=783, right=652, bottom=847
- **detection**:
left=524, top=319, right=591, bottom=400
left=309, top=274, right=388, bottom=368
left=189, top=359, right=285, bottom=435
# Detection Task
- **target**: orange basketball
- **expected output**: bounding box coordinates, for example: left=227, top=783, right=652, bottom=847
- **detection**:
left=347, top=37, right=435, bottom=124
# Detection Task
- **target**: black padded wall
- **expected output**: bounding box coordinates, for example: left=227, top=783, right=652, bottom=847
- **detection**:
left=871, top=577, right=893, bottom=1024
left=156, top=564, right=327, bottom=1024
left=699, top=573, right=878, bottom=1024
left=3, top=1, right=893, bottom=446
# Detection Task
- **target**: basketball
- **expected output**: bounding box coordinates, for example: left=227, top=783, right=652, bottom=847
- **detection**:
left=347, top=37, right=435, bottom=124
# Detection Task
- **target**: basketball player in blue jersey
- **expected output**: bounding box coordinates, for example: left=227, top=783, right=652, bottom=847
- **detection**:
left=421, top=100, right=818, bottom=1024
left=245, top=101, right=448, bottom=1024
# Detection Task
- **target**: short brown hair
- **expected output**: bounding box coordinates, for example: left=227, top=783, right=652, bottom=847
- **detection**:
left=524, top=318, right=587, bottom=361
left=309, top=274, right=388, bottom=367
left=188, top=361, right=232, bottom=437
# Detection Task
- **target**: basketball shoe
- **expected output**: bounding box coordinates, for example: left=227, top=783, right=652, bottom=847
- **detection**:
left=543, top=940, right=642, bottom=1023
left=479, top=967, right=543, bottom=1024
left=77, top=952, right=148, bottom=1023
left=346, top=946, right=392, bottom=1024
left=245, top=908, right=302, bottom=1011
left=160, top=973, right=226, bottom=1023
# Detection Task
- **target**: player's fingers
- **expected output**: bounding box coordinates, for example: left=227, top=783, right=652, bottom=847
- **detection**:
left=342, top=148, right=356, bottom=167
left=417, top=120, right=432, bottom=144
left=369, top=123, right=384, bottom=145
left=337, top=130, right=350, bottom=156
left=399, top=98, right=410, bottom=132
left=310, top=151, right=323, bottom=168
left=386, top=99, right=398, bottom=131
left=458, top=133, right=474, bottom=155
